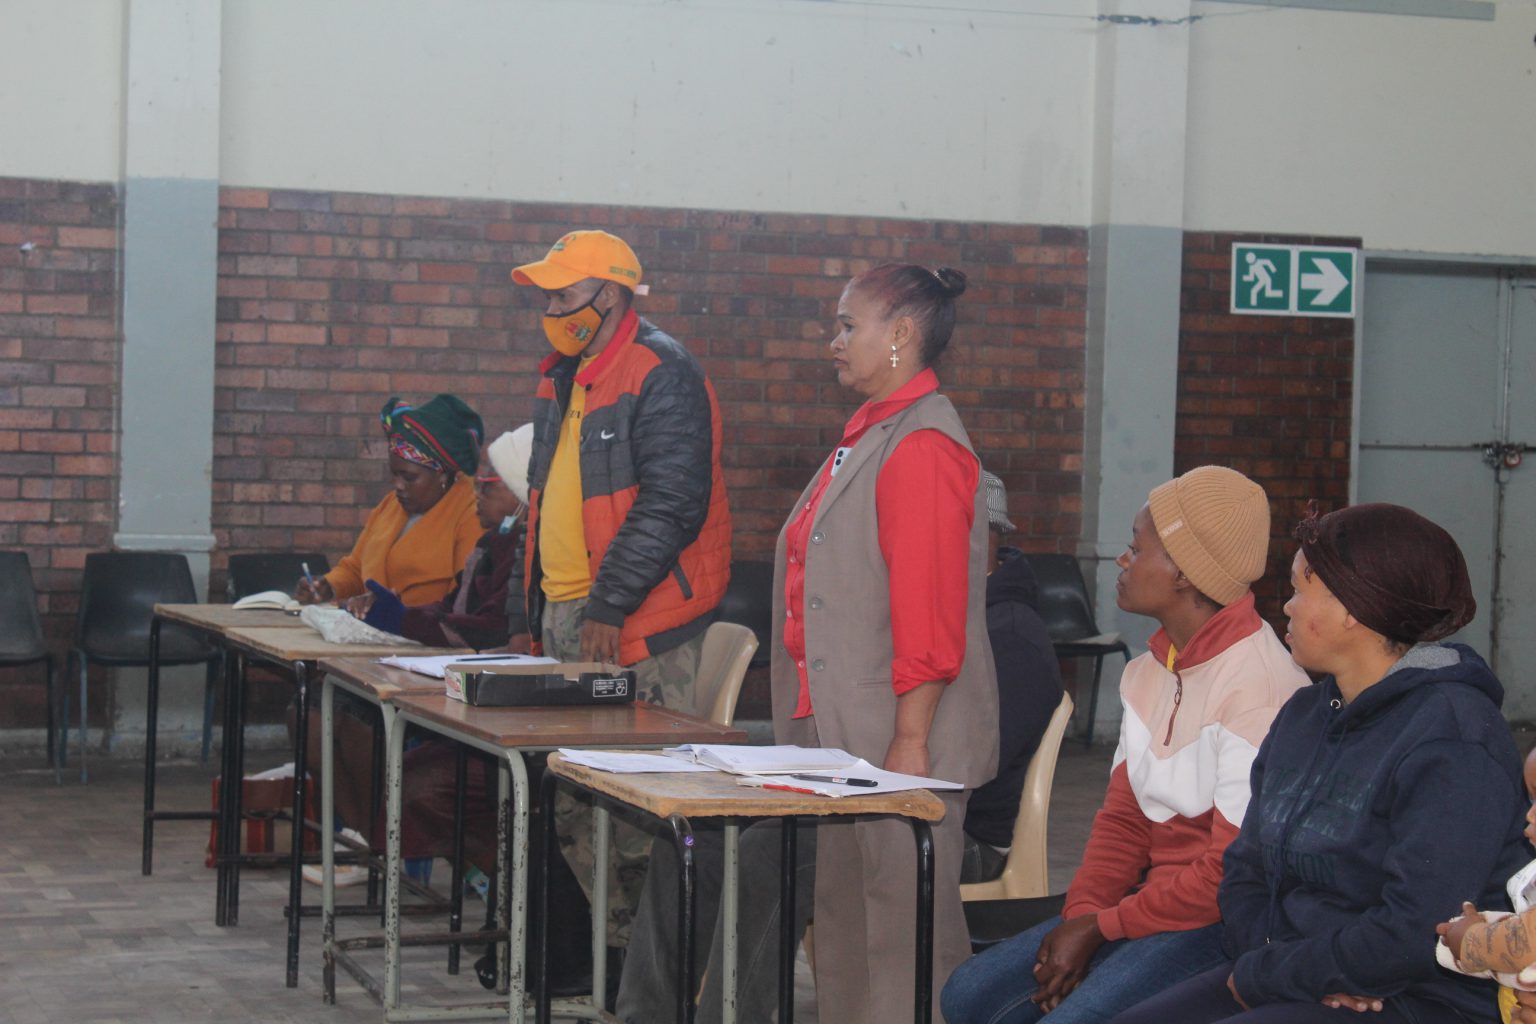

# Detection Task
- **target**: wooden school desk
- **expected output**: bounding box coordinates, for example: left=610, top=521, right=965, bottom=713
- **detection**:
left=214, top=625, right=469, bottom=987
left=142, top=603, right=311, bottom=877
left=380, top=693, right=745, bottom=1023
left=539, top=755, right=947, bottom=1024
left=315, top=654, right=475, bottom=1004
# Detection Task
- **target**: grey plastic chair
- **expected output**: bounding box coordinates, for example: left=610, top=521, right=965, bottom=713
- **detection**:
left=65, top=552, right=222, bottom=782
left=0, top=551, right=58, bottom=782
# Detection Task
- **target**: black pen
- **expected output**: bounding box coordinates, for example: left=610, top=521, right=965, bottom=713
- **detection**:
left=454, top=655, right=525, bottom=662
left=790, top=774, right=877, bottom=787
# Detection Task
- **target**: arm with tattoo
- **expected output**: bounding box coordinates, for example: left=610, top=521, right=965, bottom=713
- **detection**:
left=1458, top=908, right=1536, bottom=975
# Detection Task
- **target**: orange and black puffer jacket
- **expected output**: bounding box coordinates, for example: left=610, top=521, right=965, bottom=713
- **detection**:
left=524, top=311, right=732, bottom=665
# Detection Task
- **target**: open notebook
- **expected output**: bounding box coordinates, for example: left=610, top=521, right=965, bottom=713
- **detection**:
left=230, top=590, right=301, bottom=612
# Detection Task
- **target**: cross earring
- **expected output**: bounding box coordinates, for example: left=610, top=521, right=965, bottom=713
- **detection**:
left=889, top=345, right=900, bottom=369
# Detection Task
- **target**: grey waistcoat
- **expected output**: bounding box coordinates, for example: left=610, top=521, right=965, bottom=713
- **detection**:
left=769, top=391, right=999, bottom=788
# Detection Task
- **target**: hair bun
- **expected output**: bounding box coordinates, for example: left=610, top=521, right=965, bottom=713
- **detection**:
left=934, top=267, right=967, bottom=299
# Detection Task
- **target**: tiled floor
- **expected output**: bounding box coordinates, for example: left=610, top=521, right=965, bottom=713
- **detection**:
left=0, top=739, right=1113, bottom=1023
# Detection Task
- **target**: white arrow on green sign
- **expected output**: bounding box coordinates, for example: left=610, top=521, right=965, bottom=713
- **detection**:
left=1231, top=243, right=1357, bottom=318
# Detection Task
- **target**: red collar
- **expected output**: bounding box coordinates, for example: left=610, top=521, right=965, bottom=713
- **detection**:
left=537, top=309, right=641, bottom=381
left=840, top=368, right=940, bottom=444
left=1147, top=591, right=1263, bottom=671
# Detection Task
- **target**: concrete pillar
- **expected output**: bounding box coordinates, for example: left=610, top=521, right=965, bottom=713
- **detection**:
left=1079, top=0, right=1191, bottom=738
left=111, top=0, right=221, bottom=752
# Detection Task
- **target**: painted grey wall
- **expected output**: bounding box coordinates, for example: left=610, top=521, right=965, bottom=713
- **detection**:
left=107, top=0, right=222, bottom=755
left=1081, top=223, right=1183, bottom=710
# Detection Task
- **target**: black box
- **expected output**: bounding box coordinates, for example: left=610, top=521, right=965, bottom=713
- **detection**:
left=445, top=661, right=637, bottom=707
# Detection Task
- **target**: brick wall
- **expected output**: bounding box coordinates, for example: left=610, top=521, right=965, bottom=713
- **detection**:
left=212, top=190, right=1090, bottom=589
left=1176, top=232, right=1357, bottom=631
left=2, top=176, right=1093, bottom=734
left=0, top=177, right=120, bottom=732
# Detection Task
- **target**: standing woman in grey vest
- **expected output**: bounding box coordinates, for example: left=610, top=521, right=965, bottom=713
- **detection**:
left=770, top=264, right=1000, bottom=1022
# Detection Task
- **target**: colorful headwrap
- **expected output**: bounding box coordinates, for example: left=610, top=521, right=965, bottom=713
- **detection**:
left=1295, top=501, right=1476, bottom=645
left=379, top=394, right=484, bottom=476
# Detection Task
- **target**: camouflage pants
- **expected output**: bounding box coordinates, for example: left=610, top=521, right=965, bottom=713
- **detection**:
left=545, top=597, right=704, bottom=946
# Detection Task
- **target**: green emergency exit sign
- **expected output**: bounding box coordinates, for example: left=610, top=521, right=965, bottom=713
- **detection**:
left=1231, top=244, right=1357, bottom=318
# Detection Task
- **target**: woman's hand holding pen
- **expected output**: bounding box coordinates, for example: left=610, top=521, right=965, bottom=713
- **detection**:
left=294, top=574, right=333, bottom=605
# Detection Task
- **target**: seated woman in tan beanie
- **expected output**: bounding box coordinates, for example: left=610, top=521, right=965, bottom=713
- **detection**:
left=943, top=466, right=1309, bottom=1024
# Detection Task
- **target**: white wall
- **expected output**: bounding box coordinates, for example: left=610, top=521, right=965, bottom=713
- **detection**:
left=218, top=0, right=1096, bottom=225
left=1186, top=2, right=1536, bottom=258
left=7, top=0, right=1536, bottom=258
left=0, top=0, right=124, bottom=183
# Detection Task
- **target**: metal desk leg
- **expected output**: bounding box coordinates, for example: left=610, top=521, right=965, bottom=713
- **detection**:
left=285, top=659, right=313, bottom=988
left=535, top=769, right=559, bottom=1024
left=496, top=759, right=512, bottom=998
left=778, top=817, right=797, bottom=1024
left=448, top=743, right=468, bottom=974
left=321, top=675, right=337, bottom=1003
left=494, top=749, right=531, bottom=1019
left=217, top=651, right=248, bottom=927
left=913, top=820, right=935, bottom=1024
left=383, top=701, right=408, bottom=1010
left=593, top=801, right=611, bottom=1012
left=722, top=820, right=739, bottom=1024
left=213, top=646, right=232, bottom=925
left=667, top=814, right=697, bottom=1024
left=142, top=616, right=163, bottom=876
left=368, top=711, right=385, bottom=908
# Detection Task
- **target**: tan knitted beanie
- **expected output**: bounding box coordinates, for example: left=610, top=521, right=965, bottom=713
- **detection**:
left=1147, top=466, right=1271, bottom=606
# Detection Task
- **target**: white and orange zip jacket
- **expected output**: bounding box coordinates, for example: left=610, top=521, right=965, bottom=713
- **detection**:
left=1062, top=592, right=1308, bottom=941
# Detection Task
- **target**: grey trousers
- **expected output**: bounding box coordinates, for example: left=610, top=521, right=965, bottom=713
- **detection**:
left=616, top=820, right=818, bottom=1024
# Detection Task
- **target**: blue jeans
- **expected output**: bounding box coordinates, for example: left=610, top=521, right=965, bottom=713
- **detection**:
left=941, top=916, right=1228, bottom=1024
left=1107, top=964, right=1444, bottom=1024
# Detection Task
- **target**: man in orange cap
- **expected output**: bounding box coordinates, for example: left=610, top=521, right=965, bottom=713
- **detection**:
left=511, top=230, right=733, bottom=954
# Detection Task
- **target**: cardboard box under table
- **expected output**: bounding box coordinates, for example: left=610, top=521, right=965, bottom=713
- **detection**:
left=538, top=754, right=948, bottom=1024
left=379, top=692, right=745, bottom=1023
left=215, top=625, right=470, bottom=989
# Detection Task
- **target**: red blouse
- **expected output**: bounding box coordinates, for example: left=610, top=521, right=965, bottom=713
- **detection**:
left=783, top=368, right=979, bottom=718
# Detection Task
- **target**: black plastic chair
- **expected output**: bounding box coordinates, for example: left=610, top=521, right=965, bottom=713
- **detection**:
left=1023, top=554, right=1131, bottom=748
left=964, top=893, right=1067, bottom=954
left=715, top=559, right=774, bottom=670
left=65, top=552, right=223, bottom=782
left=0, top=551, right=58, bottom=782
left=225, top=551, right=330, bottom=602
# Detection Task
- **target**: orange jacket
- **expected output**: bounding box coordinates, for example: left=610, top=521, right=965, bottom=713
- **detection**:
left=526, top=312, right=731, bottom=665
left=324, top=475, right=482, bottom=607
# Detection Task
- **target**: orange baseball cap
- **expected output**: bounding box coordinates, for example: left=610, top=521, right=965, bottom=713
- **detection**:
left=510, top=230, right=644, bottom=291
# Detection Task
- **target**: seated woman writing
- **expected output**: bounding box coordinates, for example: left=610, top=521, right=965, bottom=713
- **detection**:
left=1110, top=502, right=1530, bottom=1024
left=345, top=424, right=532, bottom=651
left=292, top=393, right=486, bottom=856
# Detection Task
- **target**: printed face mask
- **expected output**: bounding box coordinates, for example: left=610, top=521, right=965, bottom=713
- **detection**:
left=543, top=292, right=607, bottom=356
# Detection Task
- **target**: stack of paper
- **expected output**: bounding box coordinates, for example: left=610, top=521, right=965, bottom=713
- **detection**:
left=662, top=744, right=858, bottom=775
left=557, top=743, right=964, bottom=798
left=556, top=749, right=716, bottom=774
left=377, top=653, right=559, bottom=679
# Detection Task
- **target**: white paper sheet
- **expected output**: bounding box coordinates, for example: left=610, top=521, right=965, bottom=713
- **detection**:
left=735, top=758, right=964, bottom=797
left=556, top=749, right=717, bottom=774
left=662, top=744, right=858, bottom=775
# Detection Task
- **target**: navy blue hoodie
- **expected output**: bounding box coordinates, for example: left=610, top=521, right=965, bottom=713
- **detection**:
left=1220, top=643, right=1530, bottom=1021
